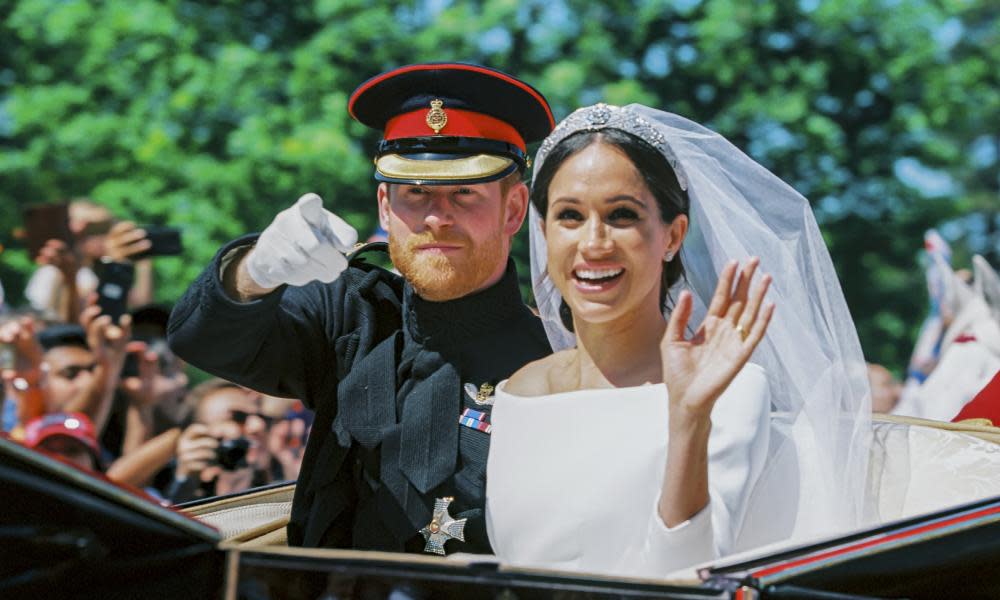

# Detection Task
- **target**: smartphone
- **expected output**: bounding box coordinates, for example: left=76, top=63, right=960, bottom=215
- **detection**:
left=0, top=343, right=15, bottom=371
left=132, top=226, right=182, bottom=259
left=93, top=261, right=135, bottom=321
left=21, top=203, right=73, bottom=259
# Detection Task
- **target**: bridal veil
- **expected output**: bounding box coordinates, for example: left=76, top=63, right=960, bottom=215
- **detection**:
left=528, top=104, right=872, bottom=543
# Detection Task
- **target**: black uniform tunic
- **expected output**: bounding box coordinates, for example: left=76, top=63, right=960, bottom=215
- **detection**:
left=167, top=236, right=550, bottom=553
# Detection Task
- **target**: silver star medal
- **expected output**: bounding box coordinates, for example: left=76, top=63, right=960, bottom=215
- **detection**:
left=463, top=382, right=495, bottom=406
left=419, top=496, right=467, bottom=555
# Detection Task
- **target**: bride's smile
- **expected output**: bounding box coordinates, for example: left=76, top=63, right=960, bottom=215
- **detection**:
left=572, top=264, right=625, bottom=291
left=543, top=141, right=684, bottom=328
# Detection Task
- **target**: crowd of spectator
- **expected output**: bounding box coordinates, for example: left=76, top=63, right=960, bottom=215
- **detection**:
left=3, top=199, right=998, bottom=505
left=1, top=198, right=311, bottom=504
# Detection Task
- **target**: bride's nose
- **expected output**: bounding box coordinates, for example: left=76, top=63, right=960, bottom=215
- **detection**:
left=579, top=216, right=614, bottom=255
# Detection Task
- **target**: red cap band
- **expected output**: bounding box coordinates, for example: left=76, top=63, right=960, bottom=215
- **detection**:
left=385, top=108, right=526, bottom=153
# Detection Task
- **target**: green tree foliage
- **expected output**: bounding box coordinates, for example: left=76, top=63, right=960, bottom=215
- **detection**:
left=1, top=0, right=996, bottom=371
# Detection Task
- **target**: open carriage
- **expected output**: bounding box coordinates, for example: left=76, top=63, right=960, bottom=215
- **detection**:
left=6, top=411, right=1000, bottom=600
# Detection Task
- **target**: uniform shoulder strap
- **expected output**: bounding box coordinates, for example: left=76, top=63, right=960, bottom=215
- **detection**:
left=347, top=241, right=389, bottom=265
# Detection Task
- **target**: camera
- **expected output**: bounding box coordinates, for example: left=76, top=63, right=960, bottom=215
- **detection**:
left=215, top=437, right=251, bottom=471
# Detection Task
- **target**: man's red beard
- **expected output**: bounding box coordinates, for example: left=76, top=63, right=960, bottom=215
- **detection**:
left=389, top=230, right=505, bottom=302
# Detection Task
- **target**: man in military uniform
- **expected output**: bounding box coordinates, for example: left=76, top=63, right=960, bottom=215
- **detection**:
left=167, top=64, right=554, bottom=554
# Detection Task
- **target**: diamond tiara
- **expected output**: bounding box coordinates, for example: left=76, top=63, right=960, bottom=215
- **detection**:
left=536, top=103, right=688, bottom=191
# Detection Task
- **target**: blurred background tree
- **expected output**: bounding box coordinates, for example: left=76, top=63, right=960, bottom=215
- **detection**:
left=1, top=0, right=996, bottom=372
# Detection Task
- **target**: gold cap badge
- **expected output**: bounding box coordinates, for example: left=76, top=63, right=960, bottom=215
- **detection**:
left=426, top=99, right=447, bottom=134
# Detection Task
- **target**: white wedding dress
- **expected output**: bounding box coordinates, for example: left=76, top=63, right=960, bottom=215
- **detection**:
left=485, top=364, right=770, bottom=578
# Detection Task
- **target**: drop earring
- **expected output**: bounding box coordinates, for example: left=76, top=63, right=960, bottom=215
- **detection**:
left=664, top=250, right=674, bottom=263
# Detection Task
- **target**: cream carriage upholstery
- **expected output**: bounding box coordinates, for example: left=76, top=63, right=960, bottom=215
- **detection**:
left=732, top=413, right=1000, bottom=553
left=181, top=483, right=293, bottom=546
left=867, top=414, right=1000, bottom=522
left=184, top=415, right=1000, bottom=553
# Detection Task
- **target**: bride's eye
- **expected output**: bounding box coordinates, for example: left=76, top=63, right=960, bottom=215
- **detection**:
left=556, top=208, right=584, bottom=222
left=608, top=207, right=639, bottom=222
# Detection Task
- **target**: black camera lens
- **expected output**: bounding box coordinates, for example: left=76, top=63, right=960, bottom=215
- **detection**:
left=215, top=437, right=250, bottom=470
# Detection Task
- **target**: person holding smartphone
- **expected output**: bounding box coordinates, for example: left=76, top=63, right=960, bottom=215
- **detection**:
left=24, top=199, right=113, bottom=323
left=25, top=199, right=183, bottom=323
left=101, top=221, right=184, bottom=310
left=35, top=309, right=133, bottom=437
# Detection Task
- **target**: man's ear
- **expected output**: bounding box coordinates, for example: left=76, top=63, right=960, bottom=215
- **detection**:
left=376, top=183, right=391, bottom=231
left=503, top=181, right=530, bottom=237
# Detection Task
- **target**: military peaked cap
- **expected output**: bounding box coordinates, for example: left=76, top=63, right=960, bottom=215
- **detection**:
left=349, top=63, right=554, bottom=185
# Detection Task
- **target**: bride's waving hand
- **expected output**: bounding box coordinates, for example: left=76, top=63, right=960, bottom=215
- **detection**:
left=658, top=259, right=774, bottom=527
left=661, top=258, right=774, bottom=420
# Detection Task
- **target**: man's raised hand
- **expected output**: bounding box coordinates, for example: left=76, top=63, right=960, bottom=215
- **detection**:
left=246, top=193, right=359, bottom=289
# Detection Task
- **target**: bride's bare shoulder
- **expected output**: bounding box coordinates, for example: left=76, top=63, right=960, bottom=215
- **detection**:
left=503, top=350, right=576, bottom=397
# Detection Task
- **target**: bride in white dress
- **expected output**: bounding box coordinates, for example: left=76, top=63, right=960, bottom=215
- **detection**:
left=486, top=104, right=872, bottom=578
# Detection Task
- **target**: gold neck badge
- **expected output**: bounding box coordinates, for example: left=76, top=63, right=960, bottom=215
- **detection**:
left=426, top=99, right=447, bottom=134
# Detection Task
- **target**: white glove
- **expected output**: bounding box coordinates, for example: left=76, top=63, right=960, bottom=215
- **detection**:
left=246, top=193, right=359, bottom=289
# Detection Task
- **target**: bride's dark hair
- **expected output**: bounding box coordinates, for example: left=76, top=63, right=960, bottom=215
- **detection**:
left=529, top=128, right=690, bottom=331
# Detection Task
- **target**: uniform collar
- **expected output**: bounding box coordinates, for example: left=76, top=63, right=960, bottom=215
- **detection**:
left=403, top=260, right=525, bottom=348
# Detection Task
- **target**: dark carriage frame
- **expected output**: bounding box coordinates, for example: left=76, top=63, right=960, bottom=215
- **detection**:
left=6, top=435, right=1000, bottom=600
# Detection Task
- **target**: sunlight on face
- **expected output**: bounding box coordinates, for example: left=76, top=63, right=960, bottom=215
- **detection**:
left=197, top=387, right=265, bottom=465
left=42, top=346, right=97, bottom=412
left=382, top=182, right=510, bottom=301
left=544, top=142, right=673, bottom=328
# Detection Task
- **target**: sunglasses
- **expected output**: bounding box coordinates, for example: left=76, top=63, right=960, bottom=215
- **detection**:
left=53, top=363, right=98, bottom=380
left=230, top=410, right=278, bottom=427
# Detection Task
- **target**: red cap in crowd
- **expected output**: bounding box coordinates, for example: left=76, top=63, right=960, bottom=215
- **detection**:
left=23, top=412, right=101, bottom=465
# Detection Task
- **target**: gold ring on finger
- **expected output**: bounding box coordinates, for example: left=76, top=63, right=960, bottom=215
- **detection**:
left=735, top=323, right=747, bottom=340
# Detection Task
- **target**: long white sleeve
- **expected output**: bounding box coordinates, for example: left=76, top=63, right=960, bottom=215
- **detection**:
left=634, top=364, right=771, bottom=575
left=638, top=499, right=714, bottom=575
left=704, top=363, right=772, bottom=556
left=487, top=364, right=771, bottom=579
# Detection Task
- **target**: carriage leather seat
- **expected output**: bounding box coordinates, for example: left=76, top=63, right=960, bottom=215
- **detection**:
left=183, top=415, right=1000, bottom=556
